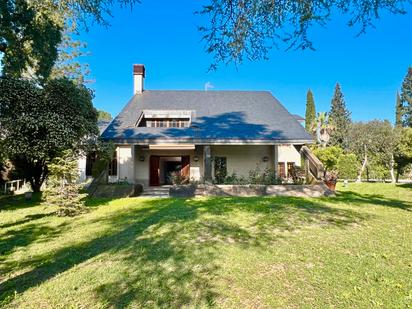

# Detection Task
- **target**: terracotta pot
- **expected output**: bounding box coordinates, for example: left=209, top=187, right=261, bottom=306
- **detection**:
left=324, top=180, right=337, bottom=191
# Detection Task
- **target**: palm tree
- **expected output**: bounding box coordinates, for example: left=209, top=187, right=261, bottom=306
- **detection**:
left=312, top=112, right=334, bottom=147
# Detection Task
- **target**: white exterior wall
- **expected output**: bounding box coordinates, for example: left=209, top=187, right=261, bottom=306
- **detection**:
left=211, top=145, right=274, bottom=178
left=118, top=145, right=134, bottom=183
left=77, top=155, right=87, bottom=183
left=117, top=144, right=302, bottom=186
left=277, top=144, right=301, bottom=166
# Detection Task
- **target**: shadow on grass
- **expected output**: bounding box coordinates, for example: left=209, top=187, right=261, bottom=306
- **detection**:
left=0, top=213, right=54, bottom=229
left=0, top=193, right=43, bottom=211
left=334, top=191, right=412, bottom=211
left=0, top=195, right=371, bottom=307
left=0, top=222, right=66, bottom=258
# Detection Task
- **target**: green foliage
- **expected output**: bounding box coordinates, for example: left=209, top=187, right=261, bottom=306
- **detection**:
left=288, top=165, right=306, bottom=185
left=367, top=158, right=390, bottom=181
left=214, top=157, right=227, bottom=184
left=305, top=89, right=316, bottom=132
left=248, top=166, right=282, bottom=185
left=223, top=172, right=248, bottom=185
left=198, top=1, right=409, bottom=69
left=47, top=150, right=79, bottom=185
left=394, top=127, right=412, bottom=177
left=401, top=67, right=412, bottom=126
left=170, top=172, right=189, bottom=185
left=312, top=146, right=343, bottom=171
left=329, top=83, right=351, bottom=149
left=43, top=150, right=87, bottom=216
left=395, top=91, right=403, bottom=127
left=348, top=120, right=397, bottom=181
left=337, top=154, right=359, bottom=180
left=98, top=110, right=113, bottom=121
left=51, top=27, right=91, bottom=84
left=0, top=77, right=98, bottom=191
left=0, top=0, right=62, bottom=81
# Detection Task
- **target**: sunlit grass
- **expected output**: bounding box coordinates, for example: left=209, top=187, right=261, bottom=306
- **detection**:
left=0, top=183, right=412, bottom=308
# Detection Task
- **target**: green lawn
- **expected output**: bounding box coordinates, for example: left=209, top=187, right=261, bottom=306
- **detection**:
left=1, top=183, right=412, bottom=308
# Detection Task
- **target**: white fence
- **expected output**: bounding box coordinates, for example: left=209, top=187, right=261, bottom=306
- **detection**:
left=3, top=179, right=30, bottom=195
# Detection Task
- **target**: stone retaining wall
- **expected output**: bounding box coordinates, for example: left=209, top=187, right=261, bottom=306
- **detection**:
left=198, top=183, right=333, bottom=198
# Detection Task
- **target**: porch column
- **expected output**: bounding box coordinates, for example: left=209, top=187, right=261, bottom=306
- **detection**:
left=131, top=144, right=136, bottom=184
left=274, top=145, right=279, bottom=177
left=203, top=145, right=212, bottom=183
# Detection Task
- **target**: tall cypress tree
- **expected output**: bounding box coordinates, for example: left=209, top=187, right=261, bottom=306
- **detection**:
left=329, top=83, right=351, bottom=149
left=395, top=91, right=403, bottom=127
left=305, top=89, right=316, bottom=132
left=401, top=67, right=412, bottom=126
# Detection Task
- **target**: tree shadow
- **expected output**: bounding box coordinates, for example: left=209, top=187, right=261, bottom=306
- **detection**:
left=0, top=221, right=68, bottom=266
left=334, top=191, right=412, bottom=211
left=0, top=213, right=54, bottom=229
left=0, top=195, right=369, bottom=307
left=0, top=192, right=43, bottom=211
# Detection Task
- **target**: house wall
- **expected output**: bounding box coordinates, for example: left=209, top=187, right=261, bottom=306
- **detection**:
left=115, top=144, right=303, bottom=185
left=211, top=145, right=275, bottom=178
left=277, top=144, right=302, bottom=166
left=78, top=155, right=87, bottom=183
left=118, top=145, right=134, bottom=182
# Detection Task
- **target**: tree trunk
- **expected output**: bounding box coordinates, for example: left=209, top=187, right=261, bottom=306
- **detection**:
left=396, top=167, right=400, bottom=183
left=357, top=150, right=367, bottom=183
left=389, top=154, right=396, bottom=183
left=29, top=161, right=47, bottom=192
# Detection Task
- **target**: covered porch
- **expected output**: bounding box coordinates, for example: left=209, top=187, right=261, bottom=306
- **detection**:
left=109, top=143, right=321, bottom=186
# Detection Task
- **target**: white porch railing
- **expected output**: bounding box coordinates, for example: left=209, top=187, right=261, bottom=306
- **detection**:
left=3, top=179, right=30, bottom=194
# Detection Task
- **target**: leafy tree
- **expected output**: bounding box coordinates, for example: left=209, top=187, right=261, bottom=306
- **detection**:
left=0, top=77, right=98, bottom=192
left=0, top=0, right=61, bottom=81
left=348, top=120, right=397, bottom=182
left=312, top=146, right=343, bottom=171
left=98, top=110, right=113, bottom=121
left=51, top=27, right=91, bottom=84
left=401, top=67, right=412, bottom=126
left=395, top=91, right=404, bottom=127
left=329, top=83, right=351, bottom=149
left=198, top=1, right=410, bottom=69
left=305, top=89, right=316, bottom=133
left=394, top=127, right=412, bottom=181
left=337, top=154, right=359, bottom=180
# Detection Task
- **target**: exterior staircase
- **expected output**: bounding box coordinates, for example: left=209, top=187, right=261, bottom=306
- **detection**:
left=140, top=186, right=171, bottom=198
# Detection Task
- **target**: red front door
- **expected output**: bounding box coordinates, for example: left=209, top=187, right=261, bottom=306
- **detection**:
left=149, top=156, right=160, bottom=186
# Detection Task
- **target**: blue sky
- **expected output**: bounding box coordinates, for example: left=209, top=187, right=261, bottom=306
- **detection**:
left=79, top=0, right=412, bottom=122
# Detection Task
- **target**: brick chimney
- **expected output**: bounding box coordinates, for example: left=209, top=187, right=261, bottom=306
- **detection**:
left=133, top=64, right=145, bottom=94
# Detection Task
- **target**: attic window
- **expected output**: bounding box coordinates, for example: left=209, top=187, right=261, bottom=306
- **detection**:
left=137, top=110, right=192, bottom=128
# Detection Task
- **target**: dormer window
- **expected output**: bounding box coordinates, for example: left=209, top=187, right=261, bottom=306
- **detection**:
left=137, top=110, right=192, bottom=128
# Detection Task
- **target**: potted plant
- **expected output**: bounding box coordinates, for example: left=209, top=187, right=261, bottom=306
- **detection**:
left=324, top=171, right=338, bottom=191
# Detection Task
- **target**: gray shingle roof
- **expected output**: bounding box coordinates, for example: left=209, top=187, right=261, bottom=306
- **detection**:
left=101, top=90, right=313, bottom=144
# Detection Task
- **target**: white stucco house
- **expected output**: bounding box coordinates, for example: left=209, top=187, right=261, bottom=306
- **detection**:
left=96, top=64, right=314, bottom=187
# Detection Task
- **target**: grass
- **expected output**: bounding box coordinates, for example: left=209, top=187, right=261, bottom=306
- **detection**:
left=0, top=183, right=412, bottom=308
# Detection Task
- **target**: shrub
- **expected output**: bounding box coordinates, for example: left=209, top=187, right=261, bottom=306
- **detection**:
left=249, top=166, right=282, bottom=185
left=337, top=154, right=359, bottom=180
left=223, top=172, right=248, bottom=185
left=312, top=146, right=343, bottom=171
left=170, top=172, right=189, bottom=185
left=288, top=165, right=306, bottom=184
